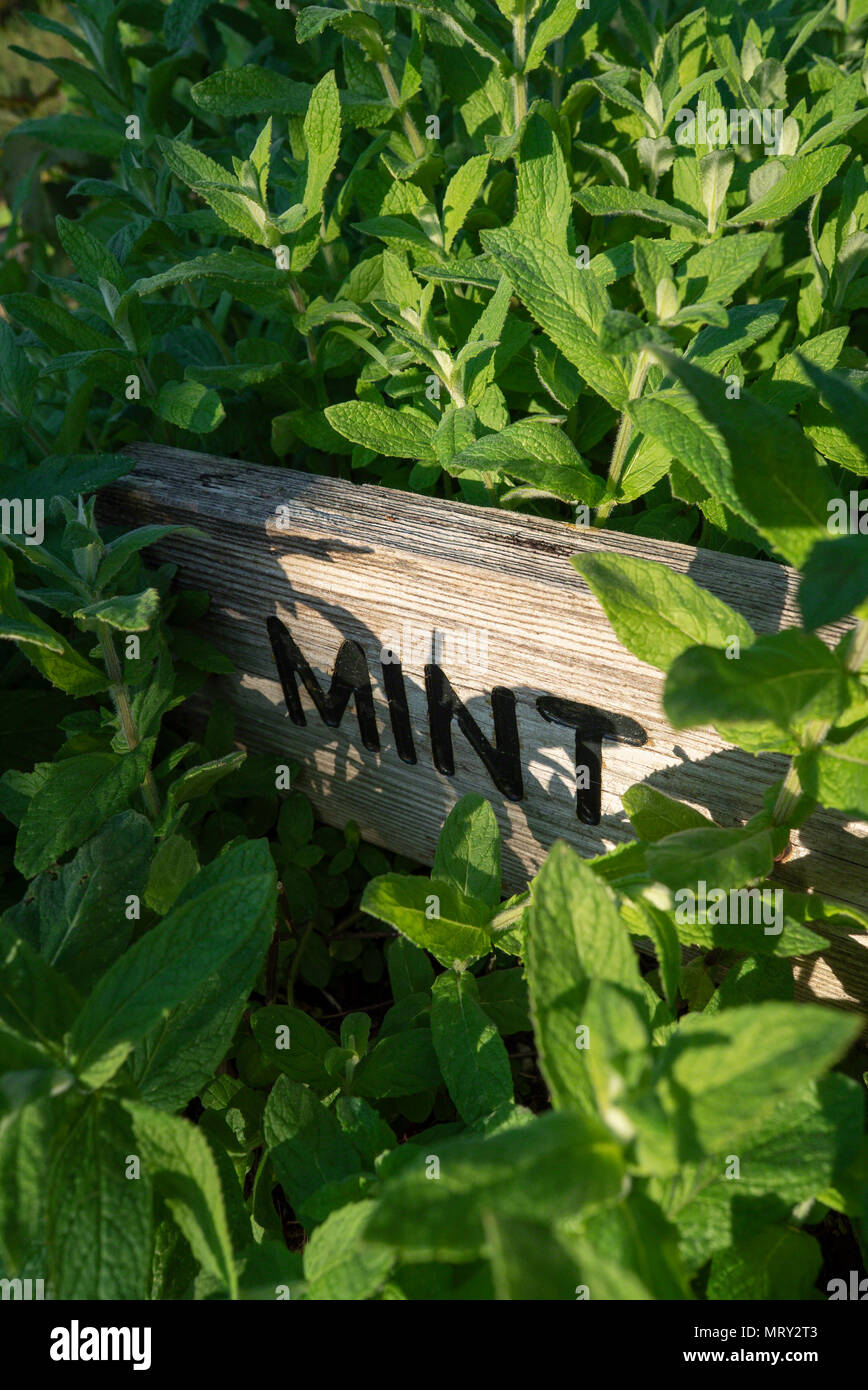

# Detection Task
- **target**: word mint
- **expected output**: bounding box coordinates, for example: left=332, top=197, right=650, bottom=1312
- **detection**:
left=266, top=614, right=646, bottom=823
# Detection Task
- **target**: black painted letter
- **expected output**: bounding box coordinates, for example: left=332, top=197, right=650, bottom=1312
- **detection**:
left=426, top=665, right=523, bottom=801
left=536, top=697, right=646, bottom=825
left=380, top=658, right=417, bottom=765
left=266, top=616, right=380, bottom=751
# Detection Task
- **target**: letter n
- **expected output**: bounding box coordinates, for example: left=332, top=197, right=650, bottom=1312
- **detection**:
left=425, top=664, right=522, bottom=800
left=266, top=616, right=380, bottom=750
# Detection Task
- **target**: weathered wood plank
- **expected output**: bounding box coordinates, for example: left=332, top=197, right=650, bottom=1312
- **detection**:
left=103, top=444, right=868, bottom=1014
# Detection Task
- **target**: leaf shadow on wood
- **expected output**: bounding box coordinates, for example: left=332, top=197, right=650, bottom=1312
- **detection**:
left=684, top=547, right=792, bottom=636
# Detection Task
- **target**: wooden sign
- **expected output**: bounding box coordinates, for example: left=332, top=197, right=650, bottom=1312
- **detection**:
left=104, top=444, right=868, bottom=1012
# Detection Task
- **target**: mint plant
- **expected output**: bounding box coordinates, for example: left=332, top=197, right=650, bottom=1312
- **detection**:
left=0, top=0, right=866, bottom=1301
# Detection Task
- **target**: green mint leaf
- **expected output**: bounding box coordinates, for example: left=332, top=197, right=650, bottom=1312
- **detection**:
left=445, top=418, right=603, bottom=503
left=0, top=320, right=38, bottom=416
left=361, top=872, right=492, bottom=966
left=800, top=536, right=868, bottom=628
left=167, top=751, right=246, bottom=809
left=727, top=146, right=849, bottom=225
left=250, top=1005, right=334, bottom=1091
left=442, top=154, right=489, bottom=252
left=96, top=525, right=205, bottom=591
left=430, top=971, right=513, bottom=1125
left=293, top=71, right=341, bottom=272
left=707, top=1227, right=822, bottom=1300
left=263, top=1074, right=362, bottom=1214
left=526, top=843, right=645, bottom=1114
left=680, top=232, right=774, bottom=304
left=69, top=840, right=275, bottom=1088
left=303, top=1200, right=393, bottom=1300
left=125, top=1102, right=238, bottom=1296
left=143, top=833, right=199, bottom=916
left=574, top=185, right=708, bottom=238
left=572, top=552, right=755, bottom=671
left=646, top=348, right=835, bottom=569
left=154, top=380, right=225, bottom=434
left=324, top=401, right=436, bottom=460
left=353, top=1028, right=442, bottom=1098
left=296, top=7, right=388, bottom=63
left=74, top=588, right=160, bottom=633
left=385, top=936, right=434, bottom=1001
left=48, top=1099, right=152, bottom=1298
left=622, top=784, right=712, bottom=841
left=664, top=631, right=849, bottom=734
left=363, top=1111, right=625, bottom=1261
left=514, top=112, right=571, bottom=250
left=432, top=793, right=501, bottom=908
left=29, top=811, right=153, bottom=990
left=799, top=727, right=868, bottom=818
left=569, top=1189, right=691, bottom=1299
left=629, top=1002, right=860, bottom=1161
left=645, top=825, right=776, bottom=892
left=15, top=748, right=151, bottom=879
left=0, top=925, right=80, bottom=1048
left=480, top=227, right=628, bottom=409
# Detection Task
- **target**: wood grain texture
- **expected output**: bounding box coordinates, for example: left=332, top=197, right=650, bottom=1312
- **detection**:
left=102, top=444, right=868, bottom=1014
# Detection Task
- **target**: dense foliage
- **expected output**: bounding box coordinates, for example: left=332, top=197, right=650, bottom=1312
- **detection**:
left=0, top=0, right=867, bottom=1301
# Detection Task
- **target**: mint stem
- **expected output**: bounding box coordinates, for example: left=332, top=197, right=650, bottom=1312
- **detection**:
left=596, top=349, right=652, bottom=523
left=98, top=623, right=162, bottom=820
left=376, top=60, right=426, bottom=159
left=512, top=6, right=528, bottom=129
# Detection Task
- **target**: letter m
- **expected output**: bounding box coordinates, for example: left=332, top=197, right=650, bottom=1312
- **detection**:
left=266, top=616, right=380, bottom=751
left=0, top=1278, right=22, bottom=1300
left=101, top=1329, right=128, bottom=1361
left=730, top=107, right=759, bottom=144
left=730, top=887, right=762, bottom=924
